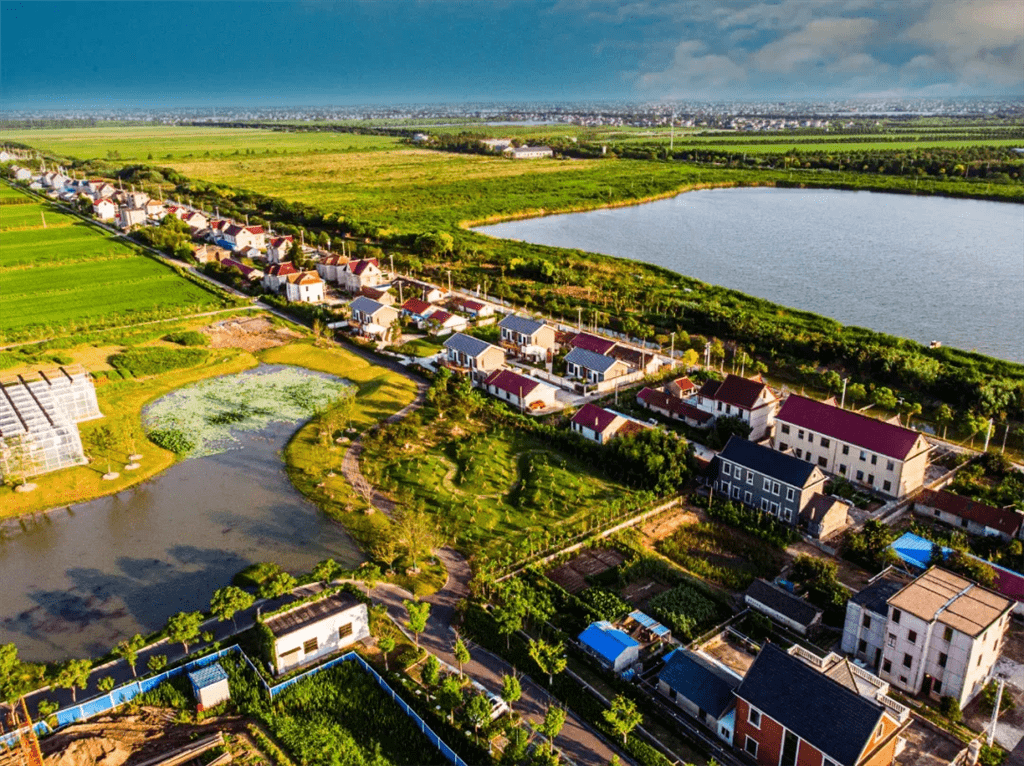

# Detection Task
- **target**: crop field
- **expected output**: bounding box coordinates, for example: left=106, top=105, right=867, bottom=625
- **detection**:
left=0, top=185, right=231, bottom=341
left=0, top=125, right=400, bottom=161
left=0, top=200, right=79, bottom=230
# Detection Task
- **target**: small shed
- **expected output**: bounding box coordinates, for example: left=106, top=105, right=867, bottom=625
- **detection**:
left=187, top=663, right=230, bottom=709
left=578, top=621, right=640, bottom=673
left=744, top=579, right=823, bottom=636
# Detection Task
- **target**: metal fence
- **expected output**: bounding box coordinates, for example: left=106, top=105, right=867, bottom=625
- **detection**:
left=1, top=647, right=467, bottom=766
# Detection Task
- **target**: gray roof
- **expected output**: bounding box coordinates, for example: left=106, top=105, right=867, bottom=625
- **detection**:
left=443, top=332, right=495, bottom=358
left=658, top=650, right=738, bottom=719
left=264, top=591, right=364, bottom=639
left=565, top=346, right=619, bottom=374
left=736, top=643, right=889, bottom=765
left=719, top=436, right=820, bottom=488
left=349, top=295, right=385, bottom=316
left=499, top=314, right=546, bottom=336
left=851, top=576, right=909, bottom=617
left=745, top=579, right=823, bottom=627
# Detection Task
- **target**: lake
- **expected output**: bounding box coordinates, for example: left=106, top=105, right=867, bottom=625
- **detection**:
left=0, top=365, right=363, bottom=662
left=474, top=188, right=1024, bottom=363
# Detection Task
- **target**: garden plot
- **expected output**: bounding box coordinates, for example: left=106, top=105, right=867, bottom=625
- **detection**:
left=143, top=364, right=352, bottom=457
left=546, top=548, right=626, bottom=594
left=656, top=520, right=788, bottom=591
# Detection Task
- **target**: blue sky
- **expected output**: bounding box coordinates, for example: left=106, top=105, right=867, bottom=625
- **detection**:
left=1, top=0, right=1021, bottom=109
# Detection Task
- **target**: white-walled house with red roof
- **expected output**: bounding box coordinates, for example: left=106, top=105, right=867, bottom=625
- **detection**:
left=694, top=374, right=779, bottom=442
left=262, top=262, right=299, bottom=293
left=223, top=223, right=266, bottom=252
left=267, top=235, right=294, bottom=264
left=482, top=369, right=558, bottom=411
left=772, top=394, right=931, bottom=499
left=91, top=198, right=116, bottom=220
left=339, top=258, right=383, bottom=293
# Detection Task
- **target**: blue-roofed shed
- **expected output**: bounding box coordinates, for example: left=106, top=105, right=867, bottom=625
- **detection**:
left=187, top=663, right=230, bottom=709
left=657, top=650, right=740, bottom=745
left=627, top=610, right=672, bottom=640
left=890, top=532, right=947, bottom=570
left=578, top=621, right=640, bottom=673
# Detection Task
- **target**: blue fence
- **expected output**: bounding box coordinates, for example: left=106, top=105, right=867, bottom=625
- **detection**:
left=1, top=647, right=467, bottom=766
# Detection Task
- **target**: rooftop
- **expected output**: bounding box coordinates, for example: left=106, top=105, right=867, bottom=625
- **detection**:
left=917, top=488, right=1023, bottom=537
left=263, top=591, right=364, bottom=639
left=564, top=346, right=620, bottom=374
left=571, top=403, right=620, bottom=434
left=637, top=387, right=713, bottom=423
left=484, top=369, right=542, bottom=398
left=699, top=374, right=771, bottom=410
left=187, top=663, right=228, bottom=689
left=578, top=621, right=639, bottom=665
left=745, top=579, right=823, bottom=627
left=443, top=332, right=496, bottom=358
left=658, top=650, right=739, bottom=719
left=777, top=394, right=925, bottom=461
left=887, top=566, right=1013, bottom=637
left=851, top=574, right=912, bottom=617
left=499, top=314, right=546, bottom=336
left=719, top=435, right=823, bottom=488
left=569, top=333, right=617, bottom=355
left=400, top=298, right=432, bottom=315
left=349, top=295, right=386, bottom=315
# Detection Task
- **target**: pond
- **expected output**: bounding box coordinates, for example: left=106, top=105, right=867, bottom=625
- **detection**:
left=0, top=365, right=363, bottom=662
left=474, top=187, right=1024, bottom=363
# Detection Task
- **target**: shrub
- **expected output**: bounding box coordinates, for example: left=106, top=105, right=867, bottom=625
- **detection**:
left=109, top=348, right=209, bottom=377
left=577, top=587, right=632, bottom=622
left=163, top=330, right=209, bottom=347
left=939, top=695, right=962, bottom=723
left=148, top=428, right=195, bottom=455
left=701, top=497, right=800, bottom=548
left=647, top=584, right=721, bottom=641
left=980, top=681, right=1016, bottom=715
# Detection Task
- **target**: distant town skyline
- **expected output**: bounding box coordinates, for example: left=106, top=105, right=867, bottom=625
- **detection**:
left=1, top=0, right=1021, bottom=110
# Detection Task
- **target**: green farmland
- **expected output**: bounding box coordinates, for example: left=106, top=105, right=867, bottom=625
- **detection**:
left=0, top=185, right=233, bottom=342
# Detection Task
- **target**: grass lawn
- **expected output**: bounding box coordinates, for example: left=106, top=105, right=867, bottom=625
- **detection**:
left=656, top=521, right=789, bottom=591
left=0, top=201, right=78, bottom=230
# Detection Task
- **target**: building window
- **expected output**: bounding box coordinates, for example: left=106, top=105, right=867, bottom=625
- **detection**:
left=856, top=470, right=864, bottom=481
left=339, top=623, right=353, bottom=639
left=888, top=634, right=897, bottom=647
left=979, top=655, right=983, bottom=666
left=747, top=707, right=761, bottom=728
left=781, top=424, right=790, bottom=434
left=763, top=478, right=771, bottom=491
left=860, top=451, right=867, bottom=461
left=723, top=463, right=732, bottom=476
left=842, top=445, right=850, bottom=455
left=303, top=638, right=319, bottom=654
left=938, top=653, right=948, bottom=668
left=892, top=609, right=902, bottom=624
left=795, top=448, right=803, bottom=458
left=863, top=614, right=872, bottom=629
left=908, top=630, right=917, bottom=644
left=887, top=460, right=895, bottom=471
left=903, top=654, right=912, bottom=668
left=933, top=680, right=942, bottom=694
left=760, top=498, right=769, bottom=511
left=732, top=486, right=741, bottom=500
left=772, top=482, right=780, bottom=495
left=779, top=442, right=788, bottom=451
left=821, top=438, right=830, bottom=448
left=859, top=639, right=867, bottom=653
left=744, top=491, right=753, bottom=504
left=884, top=480, right=892, bottom=492
left=770, top=502, right=780, bottom=514
left=746, top=471, right=754, bottom=484
left=839, top=464, right=847, bottom=475
left=786, top=488, right=795, bottom=502
left=807, top=434, right=814, bottom=444
left=961, top=517, right=969, bottom=527
left=798, top=429, right=805, bottom=440
left=934, top=509, right=942, bottom=517
left=867, top=474, right=875, bottom=485
left=745, top=736, right=758, bottom=756
left=818, top=456, right=828, bottom=467
left=883, top=659, right=892, bottom=673
left=944, top=626, right=954, bottom=642
left=783, top=508, right=792, bottom=521
left=871, top=455, right=878, bottom=465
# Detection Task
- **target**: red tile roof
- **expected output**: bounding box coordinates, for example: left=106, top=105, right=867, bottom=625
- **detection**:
left=670, top=377, right=697, bottom=395
left=270, top=236, right=293, bottom=248
left=222, top=259, right=258, bottom=277
left=571, top=403, right=620, bottom=434
left=224, top=224, right=245, bottom=236
left=401, top=298, right=431, bottom=315
left=350, top=258, right=379, bottom=276
left=484, top=369, right=540, bottom=398
left=267, top=263, right=298, bottom=276
left=569, top=333, right=617, bottom=355
left=638, top=387, right=713, bottom=423
left=245, top=226, right=265, bottom=234
left=699, top=374, right=772, bottom=410
left=917, top=489, right=1023, bottom=537
left=777, top=394, right=924, bottom=460
left=427, top=310, right=455, bottom=324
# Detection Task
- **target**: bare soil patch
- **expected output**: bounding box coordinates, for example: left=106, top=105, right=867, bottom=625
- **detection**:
left=546, top=548, right=625, bottom=594
left=785, top=540, right=874, bottom=591
left=700, top=633, right=757, bottom=676
left=620, top=576, right=672, bottom=610
left=641, top=506, right=700, bottom=544
left=896, top=719, right=969, bottom=766
left=203, top=315, right=303, bottom=352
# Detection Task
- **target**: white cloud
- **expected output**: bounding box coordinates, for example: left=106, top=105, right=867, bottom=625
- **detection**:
left=640, top=39, right=747, bottom=96
left=749, top=17, right=877, bottom=73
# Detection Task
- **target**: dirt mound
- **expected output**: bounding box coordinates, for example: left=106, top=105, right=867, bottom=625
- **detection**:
left=45, top=737, right=132, bottom=766
left=204, top=315, right=303, bottom=352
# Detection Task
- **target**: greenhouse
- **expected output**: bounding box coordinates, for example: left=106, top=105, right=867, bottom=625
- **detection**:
left=0, top=365, right=102, bottom=481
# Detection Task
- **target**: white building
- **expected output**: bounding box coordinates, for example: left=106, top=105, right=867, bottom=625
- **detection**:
left=694, top=374, right=778, bottom=442
left=284, top=271, right=325, bottom=304
left=873, top=567, right=1013, bottom=708
left=187, top=663, right=230, bottom=710
left=262, top=591, right=370, bottom=675
left=504, top=145, right=554, bottom=159
left=92, top=198, right=117, bottom=221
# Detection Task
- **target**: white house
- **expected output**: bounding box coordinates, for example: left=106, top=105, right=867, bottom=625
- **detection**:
left=224, top=224, right=267, bottom=252
left=92, top=198, right=117, bottom=220
left=695, top=374, right=779, bottom=442
left=267, top=235, right=294, bottom=264
left=482, top=369, right=558, bottom=411
left=316, top=255, right=349, bottom=283
left=349, top=295, right=399, bottom=338
left=117, top=206, right=147, bottom=229
left=284, top=271, right=325, bottom=303
left=187, top=663, right=230, bottom=710
left=504, top=145, right=554, bottom=159
left=262, top=591, right=370, bottom=675
left=420, top=308, right=468, bottom=336
left=145, top=199, right=166, bottom=220
left=262, top=262, right=299, bottom=293
left=339, top=258, right=383, bottom=293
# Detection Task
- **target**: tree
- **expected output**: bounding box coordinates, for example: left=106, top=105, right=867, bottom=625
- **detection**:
left=165, top=611, right=203, bottom=655
left=378, top=635, right=396, bottom=671
left=93, top=424, right=118, bottom=475
left=501, top=673, right=522, bottom=719
left=0, top=643, right=40, bottom=707
left=210, top=585, right=254, bottom=631
left=147, top=654, right=167, bottom=674
left=871, top=387, right=898, bottom=411
left=681, top=348, right=699, bottom=367
left=454, top=635, right=471, bottom=677
left=114, top=634, right=146, bottom=678
left=602, top=695, right=642, bottom=744
left=312, top=558, right=343, bottom=584
left=466, top=693, right=492, bottom=734
left=404, top=599, right=430, bottom=649
left=258, top=571, right=298, bottom=599
left=940, top=695, right=962, bottom=723
left=528, top=638, right=566, bottom=687
left=361, top=563, right=382, bottom=596
left=422, top=654, right=441, bottom=687
left=438, top=675, right=464, bottom=724
left=936, top=404, right=955, bottom=439
left=396, top=507, right=442, bottom=572
left=97, top=676, right=116, bottom=693
left=493, top=600, right=526, bottom=650
left=54, top=658, right=92, bottom=703
left=369, top=523, right=401, bottom=573
left=415, top=231, right=454, bottom=257
left=539, top=704, right=567, bottom=741
left=846, top=382, right=867, bottom=406
left=501, top=725, right=530, bottom=765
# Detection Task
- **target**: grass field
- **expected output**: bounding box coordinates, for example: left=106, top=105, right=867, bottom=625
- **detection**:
left=0, top=185, right=232, bottom=342
left=0, top=126, right=400, bottom=161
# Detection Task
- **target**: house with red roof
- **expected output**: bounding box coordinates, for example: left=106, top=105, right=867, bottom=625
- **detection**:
left=482, top=369, right=558, bottom=411
left=570, top=404, right=649, bottom=444
left=420, top=308, right=468, bottom=336
left=181, top=210, right=208, bottom=232
left=262, top=262, right=299, bottom=293
left=637, top=387, right=713, bottom=428
left=667, top=377, right=698, bottom=399
left=339, top=258, right=383, bottom=293
left=568, top=332, right=617, bottom=356
left=221, top=259, right=263, bottom=281
left=223, top=224, right=266, bottom=252
left=399, top=298, right=433, bottom=322
left=453, top=297, right=494, bottom=318
left=913, top=489, right=1023, bottom=542
left=315, top=254, right=350, bottom=283
left=284, top=271, right=324, bottom=304
left=91, top=198, right=116, bottom=221
left=695, top=374, right=779, bottom=441
left=267, top=235, right=294, bottom=264
left=773, top=394, right=931, bottom=499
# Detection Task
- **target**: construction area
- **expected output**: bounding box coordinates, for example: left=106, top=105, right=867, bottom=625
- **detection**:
left=202, top=316, right=303, bottom=353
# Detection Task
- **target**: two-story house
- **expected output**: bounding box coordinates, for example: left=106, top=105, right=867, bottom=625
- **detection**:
left=92, top=198, right=116, bottom=220
left=224, top=224, right=266, bottom=252
left=266, top=235, right=294, bottom=264
left=339, top=258, right=382, bottom=293
left=348, top=295, right=398, bottom=338
left=498, top=315, right=557, bottom=355
left=733, top=643, right=909, bottom=766
left=283, top=271, right=324, bottom=304
left=695, top=374, right=779, bottom=442
left=262, top=262, right=299, bottom=293
left=876, top=566, right=1013, bottom=707
left=316, top=254, right=349, bottom=283
left=442, top=333, right=505, bottom=380
left=714, top=436, right=830, bottom=528
left=564, top=347, right=629, bottom=384
left=773, top=395, right=930, bottom=499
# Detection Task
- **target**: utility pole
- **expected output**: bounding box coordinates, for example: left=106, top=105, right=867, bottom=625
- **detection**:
left=841, top=378, right=848, bottom=409
left=447, top=269, right=452, bottom=295
left=577, top=307, right=582, bottom=332
left=670, top=332, right=675, bottom=364
left=989, top=678, right=1005, bottom=746
left=984, top=418, right=994, bottom=452
left=704, top=341, right=711, bottom=368
left=389, top=252, right=395, bottom=279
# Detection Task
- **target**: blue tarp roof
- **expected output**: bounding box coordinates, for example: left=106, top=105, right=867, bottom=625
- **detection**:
left=629, top=610, right=671, bottom=637
left=187, top=663, right=228, bottom=689
left=578, top=621, right=640, bottom=665
left=890, top=532, right=947, bottom=570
